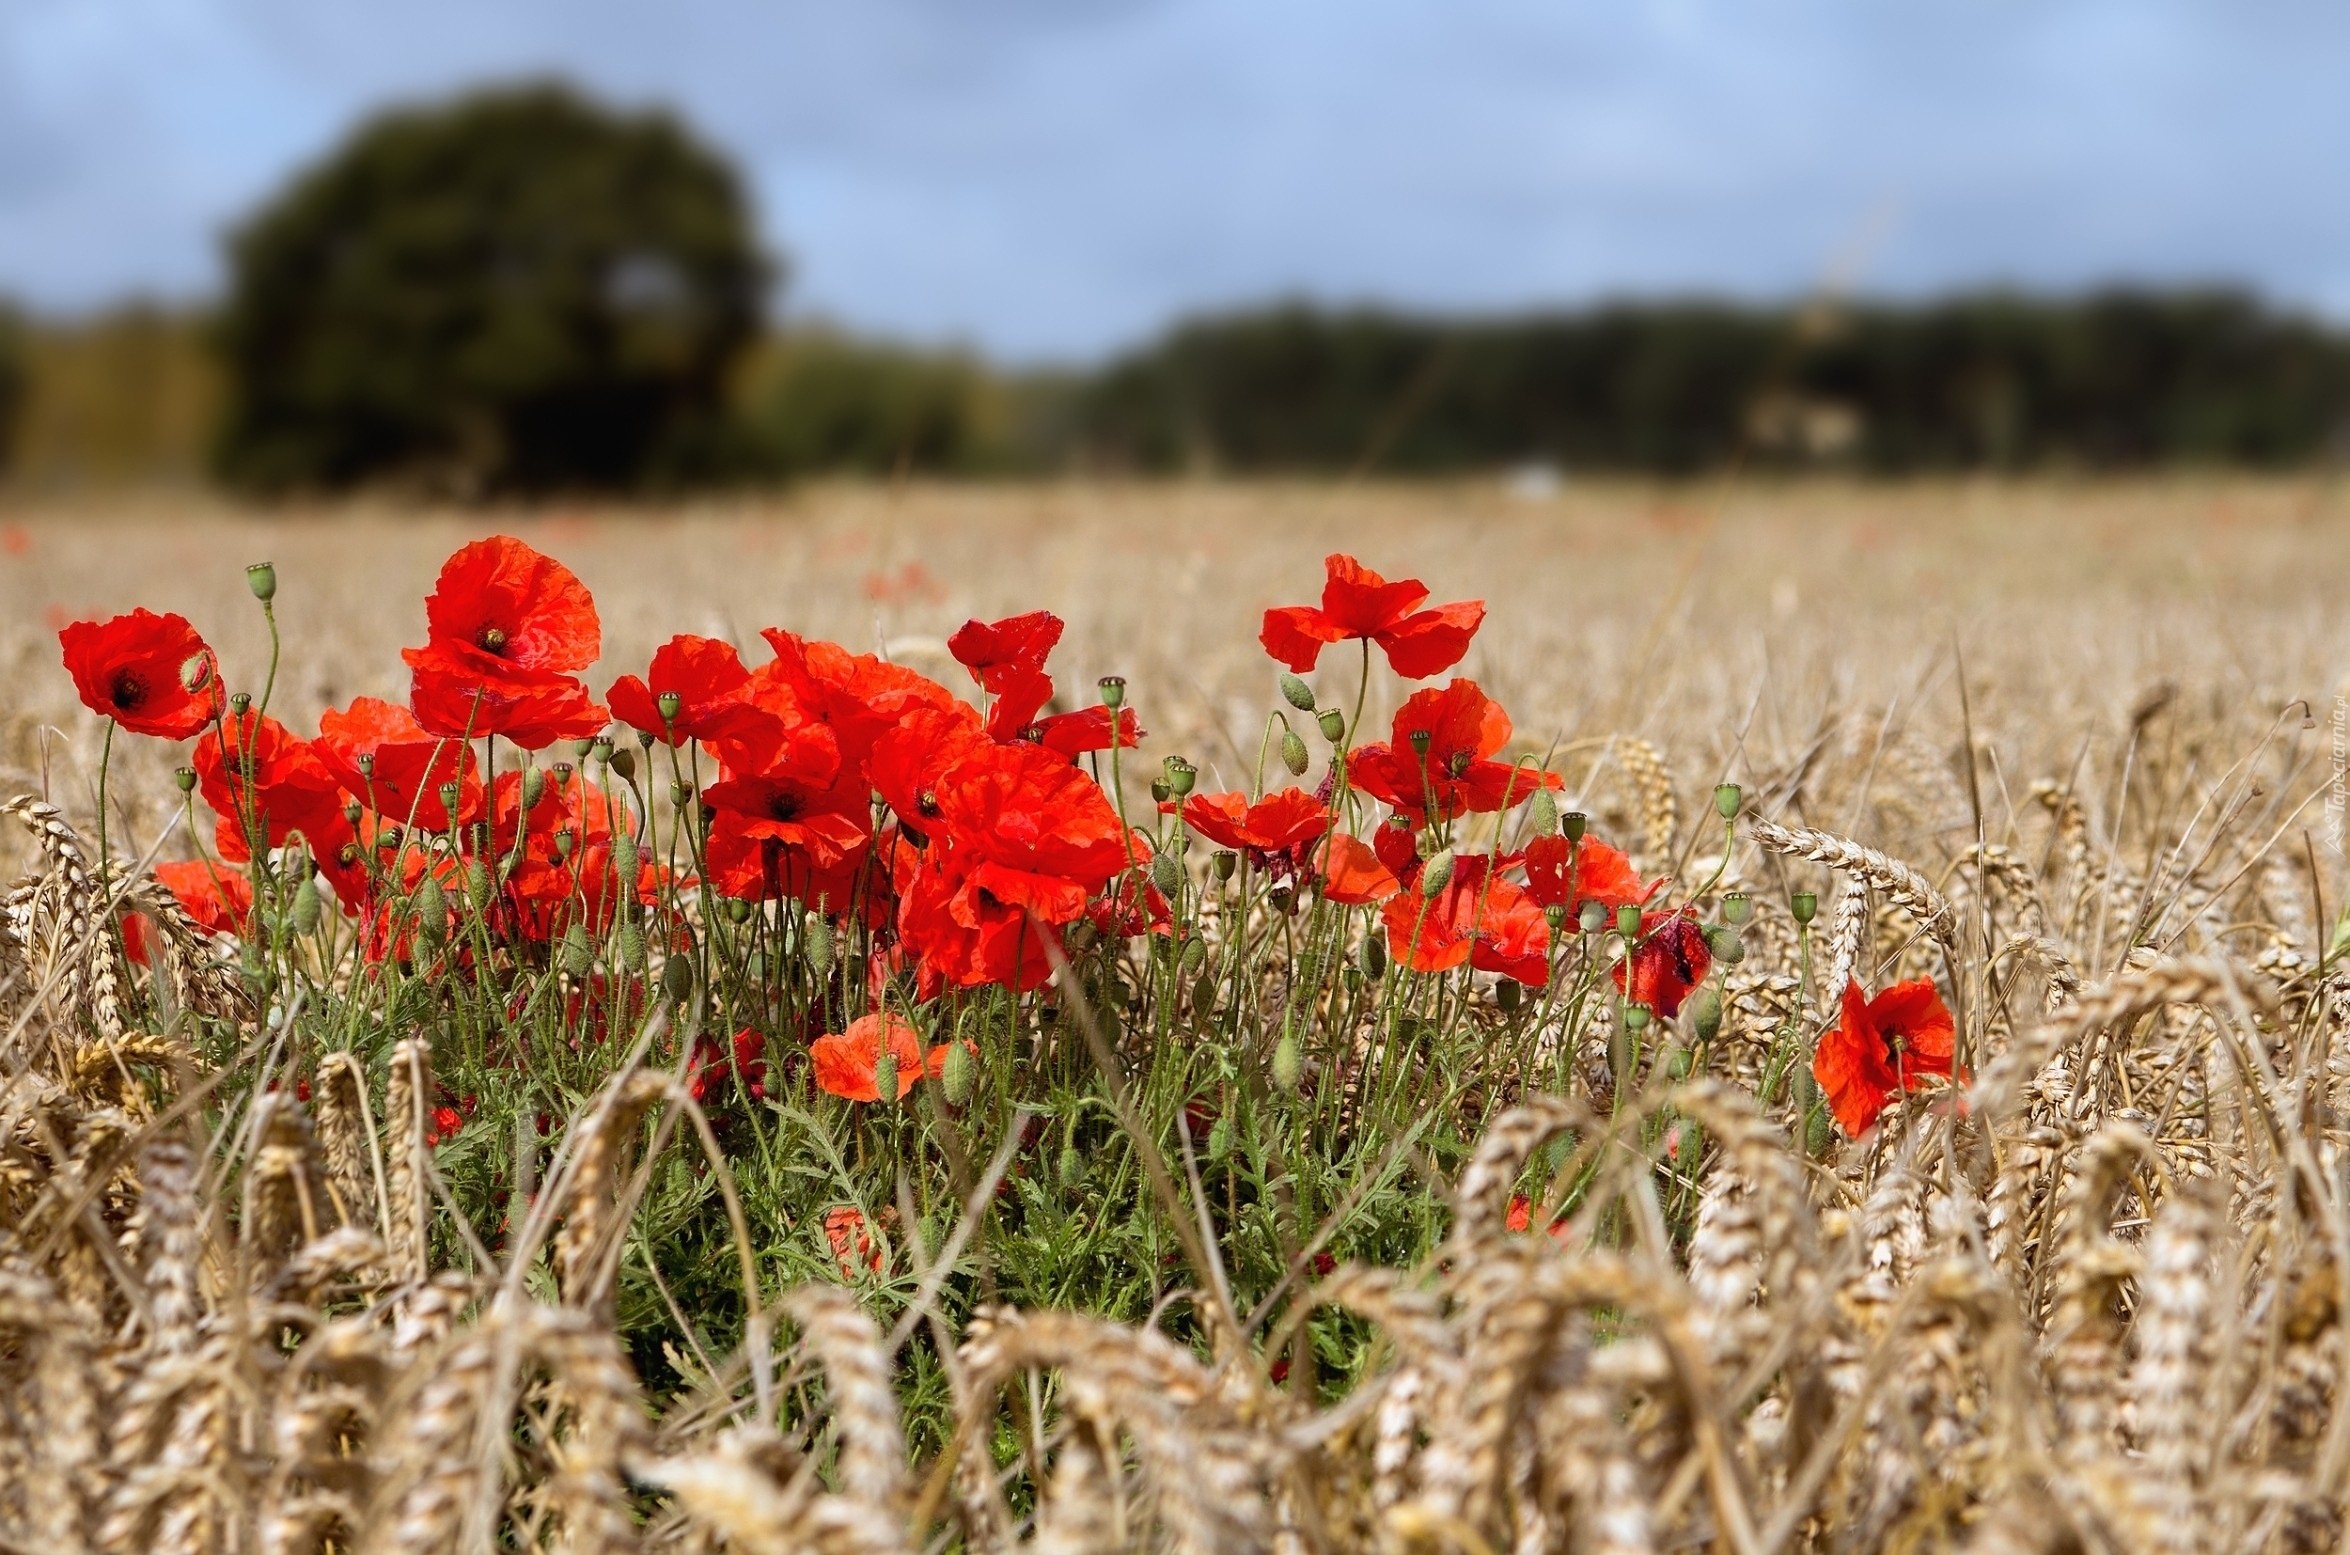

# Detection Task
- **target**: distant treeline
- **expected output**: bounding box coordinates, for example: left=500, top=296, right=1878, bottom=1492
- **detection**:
left=5, top=290, right=2349, bottom=487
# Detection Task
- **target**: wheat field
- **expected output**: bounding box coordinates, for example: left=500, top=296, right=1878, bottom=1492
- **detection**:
left=4, top=476, right=2350, bottom=1555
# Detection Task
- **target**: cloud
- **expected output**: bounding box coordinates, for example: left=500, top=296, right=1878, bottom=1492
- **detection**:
left=2, top=0, right=2346, bottom=357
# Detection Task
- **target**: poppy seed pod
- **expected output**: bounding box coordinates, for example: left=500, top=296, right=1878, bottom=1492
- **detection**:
left=342, top=799, right=363, bottom=826
left=289, top=875, right=322, bottom=936
left=1495, top=979, right=1522, bottom=1013
left=1791, top=889, right=1818, bottom=925
left=244, top=561, right=277, bottom=602
left=1212, top=850, right=1238, bottom=882
left=1614, top=903, right=1642, bottom=939
left=1420, top=848, right=1455, bottom=894
left=871, top=1051, right=900, bottom=1108
left=1528, top=788, right=1560, bottom=836
left=553, top=827, right=576, bottom=860
left=592, top=735, right=615, bottom=765
left=1280, top=728, right=1309, bottom=776
left=1272, top=1031, right=1302, bottom=1093
left=355, top=752, right=377, bottom=778
left=1279, top=672, right=1317, bottom=712
left=724, top=897, right=754, bottom=924
left=609, top=747, right=636, bottom=781
left=1097, top=675, right=1126, bottom=710
left=1722, top=890, right=1752, bottom=925
left=570, top=738, right=596, bottom=759
left=670, top=780, right=693, bottom=806
left=940, top=1038, right=975, bottom=1105
left=1622, top=1001, right=1652, bottom=1033
left=1545, top=902, right=1568, bottom=931
left=1163, top=756, right=1196, bottom=796
left=1562, top=810, right=1588, bottom=843
left=1407, top=728, right=1435, bottom=758
left=437, top=779, right=462, bottom=816
left=521, top=766, right=547, bottom=810
left=1713, top=782, right=1743, bottom=820
left=1703, top=924, right=1745, bottom=965
left=655, top=690, right=683, bottom=724
left=1316, top=708, right=1346, bottom=742
left=174, top=765, right=197, bottom=793
left=1579, top=900, right=1607, bottom=934
left=1269, top=885, right=1295, bottom=915
left=552, top=761, right=575, bottom=785
left=1358, top=933, right=1387, bottom=980
left=1688, top=985, right=1724, bottom=1044
left=1149, top=778, right=1172, bottom=804
left=229, top=691, right=252, bottom=716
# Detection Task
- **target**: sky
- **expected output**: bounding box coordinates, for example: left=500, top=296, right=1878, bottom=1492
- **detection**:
left=2, top=0, right=2346, bottom=362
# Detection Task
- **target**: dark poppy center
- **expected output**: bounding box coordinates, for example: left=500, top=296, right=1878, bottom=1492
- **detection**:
left=764, top=793, right=803, bottom=823
left=109, top=669, right=148, bottom=709
left=917, top=789, right=940, bottom=816
left=477, top=625, right=509, bottom=654
left=1446, top=751, right=1472, bottom=777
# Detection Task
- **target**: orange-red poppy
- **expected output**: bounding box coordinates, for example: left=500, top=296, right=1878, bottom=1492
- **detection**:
left=1614, top=908, right=1712, bottom=1019
left=1380, top=854, right=1552, bottom=986
left=1161, top=787, right=1331, bottom=854
left=1349, top=679, right=1561, bottom=823
left=606, top=634, right=770, bottom=747
left=1812, top=978, right=1959, bottom=1136
left=316, top=696, right=484, bottom=831
left=809, top=1012, right=963, bottom=1102
left=1520, top=835, right=1660, bottom=917
left=122, top=860, right=254, bottom=965
left=1315, top=832, right=1401, bottom=905
left=1259, top=554, right=1485, bottom=679
left=948, top=610, right=1064, bottom=693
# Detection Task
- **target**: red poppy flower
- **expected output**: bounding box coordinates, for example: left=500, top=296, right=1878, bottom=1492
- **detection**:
left=195, top=710, right=352, bottom=856
left=1614, top=908, right=1712, bottom=1018
left=1316, top=832, right=1402, bottom=905
left=1349, top=679, right=1561, bottom=823
left=1505, top=1194, right=1571, bottom=1244
left=808, top=1012, right=960, bottom=1101
left=1521, top=835, right=1661, bottom=917
left=1380, top=854, right=1552, bottom=986
left=405, top=640, right=611, bottom=749
left=1812, top=978, right=1959, bottom=1136
left=489, top=769, right=658, bottom=942
left=1259, top=554, right=1486, bottom=679
left=316, top=697, right=484, bottom=831
left=823, top=1205, right=887, bottom=1278
left=122, top=860, right=254, bottom=965
left=948, top=611, right=1064, bottom=693
left=606, top=634, right=769, bottom=746
left=58, top=609, right=223, bottom=738
left=1161, top=788, right=1331, bottom=854
left=870, top=703, right=990, bottom=835
left=701, top=764, right=872, bottom=871
left=421, top=535, right=600, bottom=673
left=1372, top=813, right=1423, bottom=883
left=981, top=666, right=1144, bottom=757
left=1087, top=868, right=1174, bottom=938
left=754, top=630, right=957, bottom=770
left=688, top=1026, right=770, bottom=1104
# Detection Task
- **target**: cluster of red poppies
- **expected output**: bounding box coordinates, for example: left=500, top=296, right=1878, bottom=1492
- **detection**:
left=60, top=535, right=1952, bottom=1137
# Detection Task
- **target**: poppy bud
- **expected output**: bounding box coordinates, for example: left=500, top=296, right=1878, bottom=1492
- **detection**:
left=1206, top=1113, right=1232, bottom=1162
left=437, top=779, right=461, bottom=817
left=617, top=923, right=646, bottom=967
left=804, top=916, right=835, bottom=973
left=289, top=875, right=321, bottom=936
left=1528, top=788, right=1560, bottom=836
left=1097, top=675, right=1126, bottom=710
left=1713, top=782, right=1743, bottom=821
left=1056, top=1141, right=1083, bottom=1185
left=230, top=691, right=252, bottom=717
left=1722, top=891, right=1752, bottom=925
left=1579, top=900, right=1607, bottom=935
left=560, top=924, right=594, bottom=975
left=1358, top=933, right=1387, bottom=980
left=1163, top=756, right=1196, bottom=796
left=1280, top=729, right=1309, bottom=777
left=1279, top=672, right=1317, bottom=712
left=1407, top=729, right=1434, bottom=758
left=1704, top=924, right=1745, bottom=965
left=662, top=951, right=695, bottom=1002
left=1545, top=902, right=1567, bottom=932
left=1615, top=903, right=1642, bottom=939
left=1317, top=708, right=1347, bottom=742
left=174, top=766, right=197, bottom=793
left=570, top=738, right=596, bottom=759
left=1790, top=889, right=1818, bottom=925
left=1212, top=850, right=1237, bottom=882
left=1622, top=1001, right=1652, bottom=1033
left=612, top=829, right=639, bottom=882
left=521, top=766, right=547, bottom=810
left=1150, top=778, right=1172, bottom=804
left=1272, top=1031, right=1302, bottom=1093
left=872, top=1051, right=900, bottom=1107
left=355, top=752, right=377, bottom=778
left=466, top=858, right=494, bottom=908
left=1190, top=969, right=1220, bottom=1018
left=1562, top=810, right=1588, bottom=843
left=609, top=747, right=636, bottom=781
left=656, top=690, right=683, bottom=724
left=245, top=561, right=277, bottom=601
left=941, top=1039, right=975, bottom=1105
left=1150, top=850, right=1183, bottom=896
left=1180, top=936, right=1208, bottom=978
left=1420, top=849, right=1455, bottom=894
left=1495, top=979, right=1522, bottom=1013
left=1688, top=986, right=1724, bottom=1045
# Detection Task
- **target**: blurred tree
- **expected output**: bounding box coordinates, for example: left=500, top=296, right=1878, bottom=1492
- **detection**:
left=741, top=330, right=1001, bottom=477
left=0, top=302, right=26, bottom=470
left=213, top=82, right=768, bottom=495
